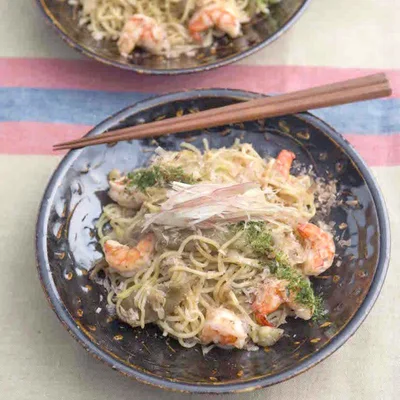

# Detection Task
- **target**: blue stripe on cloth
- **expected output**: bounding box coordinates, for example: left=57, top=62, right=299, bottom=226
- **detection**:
left=1, top=88, right=151, bottom=125
left=1, top=88, right=399, bottom=134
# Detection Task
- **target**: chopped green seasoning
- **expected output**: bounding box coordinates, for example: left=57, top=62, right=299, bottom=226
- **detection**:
left=126, top=165, right=196, bottom=191
left=239, top=221, right=324, bottom=320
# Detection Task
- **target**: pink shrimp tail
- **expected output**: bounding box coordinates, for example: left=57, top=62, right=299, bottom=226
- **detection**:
left=297, top=222, right=318, bottom=239
left=275, top=150, right=296, bottom=178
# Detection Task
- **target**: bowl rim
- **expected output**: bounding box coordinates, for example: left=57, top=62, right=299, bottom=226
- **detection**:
left=35, top=0, right=311, bottom=75
left=36, top=89, right=391, bottom=393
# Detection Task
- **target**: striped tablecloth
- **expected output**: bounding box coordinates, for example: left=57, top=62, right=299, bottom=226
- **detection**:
left=1, top=1, right=399, bottom=399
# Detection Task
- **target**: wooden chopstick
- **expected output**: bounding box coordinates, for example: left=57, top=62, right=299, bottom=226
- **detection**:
left=54, top=73, right=391, bottom=150
left=54, top=74, right=390, bottom=149
left=55, top=73, right=385, bottom=148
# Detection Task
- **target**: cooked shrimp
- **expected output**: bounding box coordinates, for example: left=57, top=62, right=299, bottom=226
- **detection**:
left=103, top=234, right=155, bottom=277
left=286, top=294, right=313, bottom=320
left=252, top=279, right=286, bottom=326
left=200, top=307, right=248, bottom=349
left=188, top=4, right=242, bottom=41
left=108, top=170, right=147, bottom=209
left=298, top=223, right=335, bottom=276
left=117, top=14, right=169, bottom=57
left=252, top=279, right=313, bottom=323
left=274, top=150, right=296, bottom=179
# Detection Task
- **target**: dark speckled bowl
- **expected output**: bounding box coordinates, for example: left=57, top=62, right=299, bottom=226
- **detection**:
left=36, top=0, right=309, bottom=74
left=36, top=90, right=390, bottom=393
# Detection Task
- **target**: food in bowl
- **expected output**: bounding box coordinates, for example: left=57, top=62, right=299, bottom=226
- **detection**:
left=92, top=140, right=337, bottom=352
left=66, top=0, right=281, bottom=58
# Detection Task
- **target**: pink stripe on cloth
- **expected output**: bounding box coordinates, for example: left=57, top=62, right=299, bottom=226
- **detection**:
left=1, top=121, right=399, bottom=166
left=1, top=58, right=400, bottom=97
left=0, top=121, right=89, bottom=155
left=345, top=134, right=400, bottom=167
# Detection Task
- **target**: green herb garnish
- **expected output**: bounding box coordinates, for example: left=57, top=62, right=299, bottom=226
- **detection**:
left=271, top=258, right=325, bottom=321
left=126, top=165, right=196, bottom=192
left=238, top=221, right=325, bottom=321
left=311, top=295, right=325, bottom=322
left=240, top=221, right=274, bottom=255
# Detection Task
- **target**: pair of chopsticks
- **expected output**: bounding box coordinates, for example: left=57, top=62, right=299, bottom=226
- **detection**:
left=54, top=73, right=391, bottom=151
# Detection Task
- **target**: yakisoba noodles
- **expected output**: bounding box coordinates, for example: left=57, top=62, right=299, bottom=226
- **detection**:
left=66, top=0, right=281, bottom=58
left=92, top=140, right=337, bottom=351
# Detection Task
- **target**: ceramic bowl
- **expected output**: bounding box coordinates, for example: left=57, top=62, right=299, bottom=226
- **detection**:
left=36, top=89, right=390, bottom=393
left=36, top=0, right=310, bottom=74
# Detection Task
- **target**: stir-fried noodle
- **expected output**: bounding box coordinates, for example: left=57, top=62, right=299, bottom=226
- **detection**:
left=93, top=140, right=336, bottom=351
